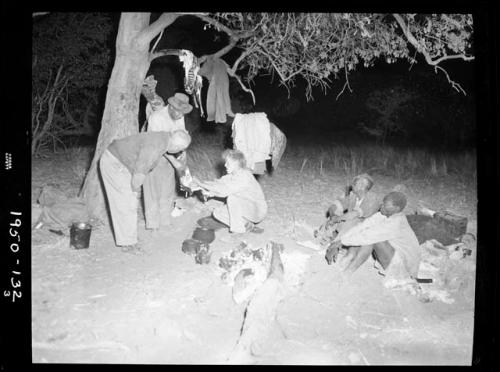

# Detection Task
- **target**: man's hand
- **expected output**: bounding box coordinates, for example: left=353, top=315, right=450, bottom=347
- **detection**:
left=325, top=241, right=342, bottom=265
left=131, top=173, right=146, bottom=192
left=328, top=215, right=341, bottom=224
left=327, top=204, right=338, bottom=218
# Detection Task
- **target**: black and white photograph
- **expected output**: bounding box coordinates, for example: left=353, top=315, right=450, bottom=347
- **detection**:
left=2, top=8, right=498, bottom=367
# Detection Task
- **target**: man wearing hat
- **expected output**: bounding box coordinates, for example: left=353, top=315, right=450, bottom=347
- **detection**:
left=143, top=93, right=193, bottom=230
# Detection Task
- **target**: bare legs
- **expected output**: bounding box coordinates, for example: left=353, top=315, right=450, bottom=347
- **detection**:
left=342, top=241, right=395, bottom=275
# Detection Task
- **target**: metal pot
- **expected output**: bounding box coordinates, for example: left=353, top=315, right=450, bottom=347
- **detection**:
left=192, top=227, right=215, bottom=244
left=182, top=239, right=201, bottom=256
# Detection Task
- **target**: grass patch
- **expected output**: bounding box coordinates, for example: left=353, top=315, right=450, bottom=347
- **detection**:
left=282, top=140, right=476, bottom=182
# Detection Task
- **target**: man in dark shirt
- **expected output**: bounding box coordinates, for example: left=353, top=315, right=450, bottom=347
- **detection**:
left=100, top=130, right=191, bottom=253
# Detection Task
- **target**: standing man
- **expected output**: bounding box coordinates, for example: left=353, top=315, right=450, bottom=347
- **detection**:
left=143, top=93, right=193, bottom=230
left=100, top=130, right=191, bottom=253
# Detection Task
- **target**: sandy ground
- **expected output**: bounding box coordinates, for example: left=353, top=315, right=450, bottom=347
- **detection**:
left=31, top=150, right=476, bottom=365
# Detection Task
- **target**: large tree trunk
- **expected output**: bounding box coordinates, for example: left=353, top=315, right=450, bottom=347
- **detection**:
left=79, top=13, right=160, bottom=219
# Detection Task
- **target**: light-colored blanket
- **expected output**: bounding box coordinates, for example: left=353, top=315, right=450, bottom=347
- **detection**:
left=232, top=113, right=272, bottom=171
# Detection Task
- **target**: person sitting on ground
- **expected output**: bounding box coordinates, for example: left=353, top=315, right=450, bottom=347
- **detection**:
left=316, top=173, right=380, bottom=248
left=193, top=149, right=268, bottom=234
left=326, top=191, right=421, bottom=280
left=100, top=130, right=191, bottom=253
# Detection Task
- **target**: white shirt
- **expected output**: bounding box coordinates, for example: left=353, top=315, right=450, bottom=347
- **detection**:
left=336, top=212, right=421, bottom=277
left=147, top=105, right=186, bottom=133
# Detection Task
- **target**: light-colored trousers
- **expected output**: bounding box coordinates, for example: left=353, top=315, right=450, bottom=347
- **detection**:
left=142, top=156, right=176, bottom=229
left=213, top=195, right=267, bottom=233
left=100, top=150, right=138, bottom=246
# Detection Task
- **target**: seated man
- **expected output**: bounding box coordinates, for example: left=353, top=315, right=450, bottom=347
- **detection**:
left=316, top=173, right=380, bottom=248
left=326, top=191, right=421, bottom=281
left=194, top=149, right=268, bottom=234
left=100, top=130, right=191, bottom=253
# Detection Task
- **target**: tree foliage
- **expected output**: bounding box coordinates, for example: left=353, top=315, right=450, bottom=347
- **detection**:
left=193, top=13, right=474, bottom=100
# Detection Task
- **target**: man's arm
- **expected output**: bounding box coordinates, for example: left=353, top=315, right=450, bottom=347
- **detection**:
left=359, top=193, right=382, bottom=218
left=337, top=213, right=399, bottom=246
left=208, top=173, right=251, bottom=197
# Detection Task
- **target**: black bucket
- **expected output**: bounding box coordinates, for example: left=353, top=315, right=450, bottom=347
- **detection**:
left=70, top=222, right=92, bottom=249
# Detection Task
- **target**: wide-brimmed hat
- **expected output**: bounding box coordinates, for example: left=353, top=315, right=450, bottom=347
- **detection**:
left=167, top=93, right=193, bottom=114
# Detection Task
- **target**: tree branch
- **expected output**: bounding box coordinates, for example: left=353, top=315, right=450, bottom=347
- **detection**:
left=150, top=29, right=164, bottom=54
left=149, top=48, right=184, bottom=62
left=226, top=68, right=256, bottom=105
left=434, top=65, right=466, bottom=95
left=336, top=65, right=353, bottom=100
left=392, top=13, right=474, bottom=66
left=195, top=14, right=255, bottom=63
left=393, top=13, right=472, bottom=95
left=136, top=13, right=180, bottom=47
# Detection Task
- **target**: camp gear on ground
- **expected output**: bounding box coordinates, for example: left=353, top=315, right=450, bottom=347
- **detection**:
left=69, top=222, right=92, bottom=249
left=34, top=185, right=90, bottom=232
left=406, top=213, right=465, bottom=246
left=195, top=244, right=211, bottom=264
left=182, top=239, right=201, bottom=256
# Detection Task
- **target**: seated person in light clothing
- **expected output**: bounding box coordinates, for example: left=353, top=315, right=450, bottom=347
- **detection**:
left=316, top=173, right=380, bottom=249
left=100, top=130, right=191, bottom=253
left=327, top=173, right=380, bottom=235
left=327, top=191, right=421, bottom=280
left=194, top=150, right=268, bottom=234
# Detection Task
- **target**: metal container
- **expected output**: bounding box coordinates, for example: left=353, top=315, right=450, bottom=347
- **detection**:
left=182, top=239, right=201, bottom=256
left=69, top=222, right=92, bottom=249
left=195, top=244, right=211, bottom=264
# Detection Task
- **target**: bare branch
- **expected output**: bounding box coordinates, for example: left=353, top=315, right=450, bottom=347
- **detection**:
left=336, top=66, right=353, bottom=100
left=393, top=13, right=473, bottom=96
left=430, top=53, right=475, bottom=65
left=226, top=68, right=256, bottom=105
left=150, top=29, right=164, bottom=54
left=434, top=65, right=466, bottom=95
left=33, top=12, right=49, bottom=17
left=196, top=14, right=254, bottom=40
left=149, top=48, right=184, bottom=62
left=229, top=49, right=253, bottom=74
left=195, top=14, right=255, bottom=63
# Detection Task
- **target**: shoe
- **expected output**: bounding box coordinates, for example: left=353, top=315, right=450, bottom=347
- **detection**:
left=244, top=222, right=264, bottom=234
left=121, top=244, right=144, bottom=255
